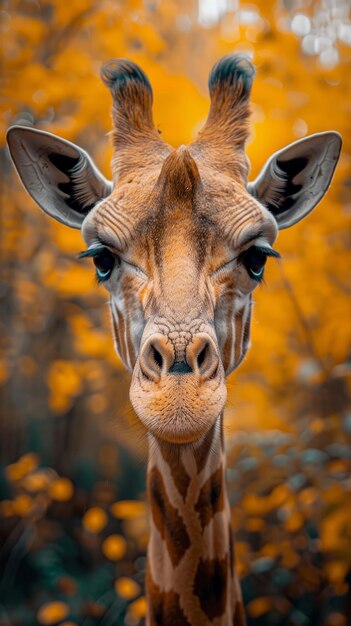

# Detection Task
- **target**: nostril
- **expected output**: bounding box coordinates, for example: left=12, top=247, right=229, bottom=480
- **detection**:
left=139, top=335, right=175, bottom=382
left=151, top=345, right=163, bottom=371
left=187, top=334, right=220, bottom=381
left=197, top=343, right=209, bottom=370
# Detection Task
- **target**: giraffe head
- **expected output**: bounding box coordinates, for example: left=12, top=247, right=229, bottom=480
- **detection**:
left=7, top=55, right=341, bottom=444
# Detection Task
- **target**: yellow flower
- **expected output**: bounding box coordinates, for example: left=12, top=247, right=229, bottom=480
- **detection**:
left=128, top=596, right=147, bottom=618
left=37, top=601, right=70, bottom=625
left=82, top=507, right=108, bottom=533
left=110, top=500, right=146, bottom=519
left=102, top=534, right=127, bottom=560
left=115, top=577, right=140, bottom=599
left=50, top=478, right=74, bottom=501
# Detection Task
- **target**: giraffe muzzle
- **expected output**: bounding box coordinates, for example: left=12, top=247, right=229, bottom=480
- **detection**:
left=130, top=329, right=226, bottom=444
left=139, top=333, right=220, bottom=383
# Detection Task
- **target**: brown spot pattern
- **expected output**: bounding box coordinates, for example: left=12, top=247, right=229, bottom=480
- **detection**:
left=148, top=466, right=190, bottom=566
left=193, top=556, right=228, bottom=620
left=159, top=442, right=191, bottom=500
left=147, top=569, right=191, bottom=626
left=195, top=466, right=225, bottom=530
left=194, top=422, right=218, bottom=473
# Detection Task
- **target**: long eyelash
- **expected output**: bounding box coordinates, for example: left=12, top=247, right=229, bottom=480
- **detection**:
left=254, top=246, right=281, bottom=259
left=78, top=247, right=105, bottom=259
left=239, top=246, right=281, bottom=285
left=254, top=247, right=280, bottom=284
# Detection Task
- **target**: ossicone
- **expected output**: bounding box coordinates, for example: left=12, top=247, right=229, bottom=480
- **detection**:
left=101, top=58, right=153, bottom=104
left=191, top=53, right=256, bottom=179
left=156, top=146, right=200, bottom=204
left=100, top=58, right=170, bottom=181
left=100, top=58, right=154, bottom=131
left=208, top=53, right=255, bottom=104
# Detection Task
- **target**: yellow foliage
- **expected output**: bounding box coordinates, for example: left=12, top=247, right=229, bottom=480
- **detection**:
left=246, top=518, right=264, bottom=532
left=115, top=577, right=141, bottom=599
left=0, top=358, right=10, bottom=385
left=247, top=597, right=272, bottom=618
left=328, top=460, right=349, bottom=474
left=321, top=506, right=351, bottom=552
left=6, top=453, right=39, bottom=482
left=242, top=493, right=269, bottom=516
left=47, top=360, right=82, bottom=414
left=102, top=534, right=127, bottom=560
left=325, top=561, right=349, bottom=585
left=110, top=500, right=147, bottom=519
left=69, top=314, right=117, bottom=363
left=127, top=596, right=147, bottom=618
left=242, top=486, right=294, bottom=517
left=280, top=544, right=300, bottom=569
left=284, top=511, right=304, bottom=533
left=298, top=487, right=318, bottom=507
left=82, top=507, right=108, bottom=533
left=23, top=471, right=51, bottom=492
left=235, top=541, right=252, bottom=577
left=45, top=265, right=94, bottom=297
left=323, top=483, right=344, bottom=505
left=13, top=494, right=33, bottom=516
left=50, top=478, right=74, bottom=501
left=37, top=601, right=70, bottom=625
left=50, top=221, right=82, bottom=254
left=261, top=543, right=280, bottom=559
left=270, top=484, right=291, bottom=507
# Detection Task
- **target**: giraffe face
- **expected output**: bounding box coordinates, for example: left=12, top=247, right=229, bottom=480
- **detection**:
left=7, top=55, right=341, bottom=444
left=81, top=153, right=278, bottom=443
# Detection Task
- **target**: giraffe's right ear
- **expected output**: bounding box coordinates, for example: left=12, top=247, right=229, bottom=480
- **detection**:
left=247, top=132, right=342, bottom=229
left=7, top=126, right=113, bottom=229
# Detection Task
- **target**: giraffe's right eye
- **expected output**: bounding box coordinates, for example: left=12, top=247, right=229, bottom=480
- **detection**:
left=79, top=245, right=120, bottom=283
left=93, top=248, right=118, bottom=282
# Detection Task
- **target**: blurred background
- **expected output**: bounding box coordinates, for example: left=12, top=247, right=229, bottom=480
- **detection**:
left=1, top=1, right=351, bottom=625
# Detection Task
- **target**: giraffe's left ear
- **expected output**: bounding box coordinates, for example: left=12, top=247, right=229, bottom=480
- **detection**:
left=248, top=132, right=342, bottom=229
left=7, top=125, right=113, bottom=229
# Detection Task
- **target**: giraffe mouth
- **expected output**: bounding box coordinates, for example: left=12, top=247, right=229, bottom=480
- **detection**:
left=129, top=361, right=227, bottom=444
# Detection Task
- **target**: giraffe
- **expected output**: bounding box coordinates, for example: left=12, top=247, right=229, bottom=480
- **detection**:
left=7, top=55, right=341, bottom=625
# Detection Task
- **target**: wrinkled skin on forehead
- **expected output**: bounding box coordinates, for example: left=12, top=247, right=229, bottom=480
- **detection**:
left=81, top=152, right=278, bottom=443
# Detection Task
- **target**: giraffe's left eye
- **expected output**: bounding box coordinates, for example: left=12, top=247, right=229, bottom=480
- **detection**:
left=240, top=246, right=268, bottom=282
left=93, top=248, right=117, bottom=282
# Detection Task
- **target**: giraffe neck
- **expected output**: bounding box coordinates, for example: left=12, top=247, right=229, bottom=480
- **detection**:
left=146, top=415, right=246, bottom=626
